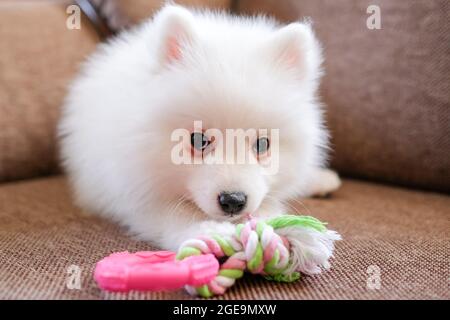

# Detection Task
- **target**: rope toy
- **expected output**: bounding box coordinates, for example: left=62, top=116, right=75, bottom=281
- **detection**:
left=176, top=215, right=341, bottom=297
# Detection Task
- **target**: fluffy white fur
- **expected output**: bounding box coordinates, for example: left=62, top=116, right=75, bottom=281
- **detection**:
left=278, top=227, right=342, bottom=275
left=59, top=5, right=341, bottom=252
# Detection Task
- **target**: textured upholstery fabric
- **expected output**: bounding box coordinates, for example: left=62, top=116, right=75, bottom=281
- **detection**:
left=237, top=0, right=450, bottom=193
left=0, top=176, right=448, bottom=299
left=0, top=1, right=99, bottom=182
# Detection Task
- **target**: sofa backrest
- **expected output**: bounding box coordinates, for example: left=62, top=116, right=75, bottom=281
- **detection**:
left=1, top=0, right=448, bottom=193
left=0, top=0, right=230, bottom=183
left=0, top=1, right=99, bottom=182
left=238, top=0, right=450, bottom=193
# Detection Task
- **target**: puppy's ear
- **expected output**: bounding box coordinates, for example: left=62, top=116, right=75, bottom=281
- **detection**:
left=265, top=22, right=322, bottom=79
left=154, top=5, right=197, bottom=66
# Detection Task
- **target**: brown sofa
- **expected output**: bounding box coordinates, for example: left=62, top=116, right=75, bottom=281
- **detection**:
left=0, top=0, right=448, bottom=299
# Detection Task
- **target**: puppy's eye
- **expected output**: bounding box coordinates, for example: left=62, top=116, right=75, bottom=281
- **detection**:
left=191, top=132, right=210, bottom=151
left=253, top=137, right=270, bottom=155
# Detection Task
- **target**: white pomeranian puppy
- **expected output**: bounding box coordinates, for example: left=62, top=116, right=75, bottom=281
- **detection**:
left=59, top=5, right=340, bottom=252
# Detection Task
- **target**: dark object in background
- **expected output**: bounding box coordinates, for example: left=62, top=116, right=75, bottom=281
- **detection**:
left=75, top=0, right=130, bottom=38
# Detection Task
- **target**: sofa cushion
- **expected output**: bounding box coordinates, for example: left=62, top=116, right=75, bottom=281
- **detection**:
left=0, top=1, right=99, bottom=182
left=0, top=176, right=448, bottom=299
left=237, top=0, right=450, bottom=193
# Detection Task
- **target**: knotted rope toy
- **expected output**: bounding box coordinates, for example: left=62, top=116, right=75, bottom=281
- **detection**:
left=176, top=215, right=341, bottom=297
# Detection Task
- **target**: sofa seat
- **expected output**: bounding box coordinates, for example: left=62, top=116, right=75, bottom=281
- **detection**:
left=0, top=176, right=448, bottom=299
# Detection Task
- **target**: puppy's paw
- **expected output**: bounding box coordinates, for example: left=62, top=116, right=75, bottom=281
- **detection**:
left=308, top=168, right=342, bottom=198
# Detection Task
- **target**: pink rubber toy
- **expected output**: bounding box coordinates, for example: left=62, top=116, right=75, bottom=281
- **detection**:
left=94, top=251, right=219, bottom=292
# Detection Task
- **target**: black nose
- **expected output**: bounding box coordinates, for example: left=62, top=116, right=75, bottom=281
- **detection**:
left=218, top=192, right=247, bottom=215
